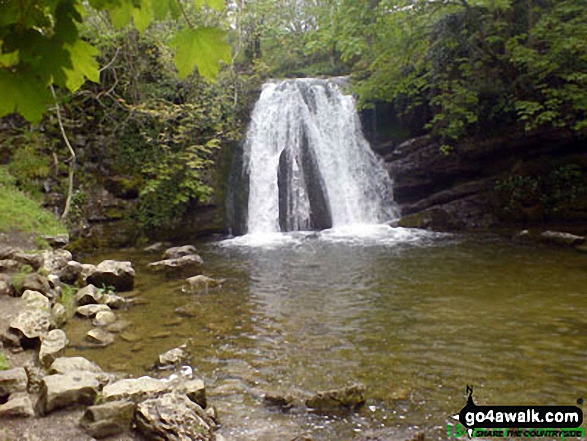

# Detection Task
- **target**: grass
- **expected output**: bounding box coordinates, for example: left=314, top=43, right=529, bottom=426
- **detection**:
left=0, top=350, right=9, bottom=370
left=0, top=166, right=66, bottom=236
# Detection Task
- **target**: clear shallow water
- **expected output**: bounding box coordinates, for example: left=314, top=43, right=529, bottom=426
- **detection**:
left=65, top=228, right=587, bottom=440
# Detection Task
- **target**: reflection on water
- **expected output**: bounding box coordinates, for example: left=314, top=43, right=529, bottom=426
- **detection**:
left=65, top=230, right=587, bottom=440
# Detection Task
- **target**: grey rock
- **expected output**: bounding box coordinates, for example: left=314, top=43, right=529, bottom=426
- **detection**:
left=100, top=293, right=127, bottom=310
left=163, top=245, right=197, bottom=260
left=93, top=310, right=117, bottom=327
left=12, top=252, right=43, bottom=270
left=86, top=328, right=115, bottom=347
left=102, top=377, right=170, bottom=403
left=76, top=304, right=111, bottom=318
left=178, top=378, right=206, bottom=409
left=80, top=400, right=135, bottom=439
left=40, top=234, right=69, bottom=249
left=144, top=242, right=169, bottom=253
left=75, top=284, right=104, bottom=306
left=135, top=393, right=215, bottom=441
left=0, top=367, right=28, bottom=399
left=59, top=260, right=84, bottom=284
left=0, top=330, right=21, bottom=349
left=40, top=249, right=73, bottom=276
left=540, top=231, right=585, bottom=246
left=21, top=290, right=50, bottom=310
left=148, top=254, right=204, bottom=276
left=51, top=303, right=69, bottom=328
left=305, top=383, right=366, bottom=411
left=0, top=259, right=21, bottom=273
left=184, top=275, right=225, bottom=293
left=49, top=357, right=104, bottom=375
left=37, top=372, right=100, bottom=414
left=86, top=260, right=135, bottom=292
left=39, top=329, right=69, bottom=368
left=264, top=392, right=296, bottom=409
left=0, top=274, right=14, bottom=296
left=0, top=392, right=35, bottom=418
left=21, top=273, right=51, bottom=296
left=156, top=346, right=189, bottom=370
left=9, top=308, right=52, bottom=342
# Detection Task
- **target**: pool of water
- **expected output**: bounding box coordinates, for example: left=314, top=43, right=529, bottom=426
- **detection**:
left=65, top=227, right=587, bottom=440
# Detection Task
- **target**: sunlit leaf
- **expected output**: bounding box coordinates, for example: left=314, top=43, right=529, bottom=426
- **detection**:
left=63, top=39, right=100, bottom=91
left=195, top=0, right=225, bottom=11
left=172, top=27, right=231, bottom=80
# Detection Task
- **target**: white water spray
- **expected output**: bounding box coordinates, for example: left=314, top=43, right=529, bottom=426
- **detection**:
left=243, top=78, right=397, bottom=235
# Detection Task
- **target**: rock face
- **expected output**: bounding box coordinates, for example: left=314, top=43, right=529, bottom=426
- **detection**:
left=135, top=393, right=215, bottom=441
left=305, top=383, right=366, bottom=412
left=76, top=304, right=112, bottom=318
left=380, top=131, right=587, bottom=231
left=37, top=372, right=101, bottom=414
left=86, top=260, right=135, bottom=292
left=39, top=329, right=69, bottom=368
left=21, top=274, right=52, bottom=296
left=93, top=310, right=117, bottom=327
left=80, top=400, right=135, bottom=439
left=9, top=308, right=52, bottom=344
left=148, top=254, right=204, bottom=276
left=49, top=357, right=104, bottom=375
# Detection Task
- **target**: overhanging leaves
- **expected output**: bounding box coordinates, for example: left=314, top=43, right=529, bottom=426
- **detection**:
left=171, top=27, right=231, bottom=80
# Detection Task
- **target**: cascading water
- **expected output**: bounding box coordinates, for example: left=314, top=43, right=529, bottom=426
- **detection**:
left=241, top=78, right=398, bottom=235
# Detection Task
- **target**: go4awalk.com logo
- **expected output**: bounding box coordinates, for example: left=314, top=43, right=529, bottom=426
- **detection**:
left=448, top=386, right=585, bottom=439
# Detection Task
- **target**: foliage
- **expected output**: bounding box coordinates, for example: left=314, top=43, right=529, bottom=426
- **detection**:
left=0, top=0, right=231, bottom=122
left=0, top=167, right=66, bottom=235
left=496, top=164, right=587, bottom=216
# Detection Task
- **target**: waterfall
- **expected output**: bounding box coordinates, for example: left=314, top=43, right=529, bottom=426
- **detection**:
left=241, top=78, right=397, bottom=235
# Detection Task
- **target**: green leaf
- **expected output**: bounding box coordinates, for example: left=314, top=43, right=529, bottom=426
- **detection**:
left=132, top=0, right=154, bottom=33
left=63, top=39, right=100, bottom=91
left=0, top=68, right=51, bottom=122
left=0, top=42, right=19, bottom=67
left=195, top=0, right=225, bottom=11
left=109, top=0, right=134, bottom=28
left=171, top=27, right=231, bottom=80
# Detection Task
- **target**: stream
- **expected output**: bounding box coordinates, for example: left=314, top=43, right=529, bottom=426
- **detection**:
left=64, top=228, right=587, bottom=440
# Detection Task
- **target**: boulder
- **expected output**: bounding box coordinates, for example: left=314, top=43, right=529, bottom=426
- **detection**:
left=22, top=290, right=50, bottom=310
left=39, top=329, right=69, bottom=368
left=0, top=274, right=14, bottom=296
left=177, top=378, right=206, bottom=409
left=148, top=254, right=204, bottom=277
left=21, top=273, right=51, bottom=296
left=9, top=308, right=52, bottom=343
left=40, top=249, right=73, bottom=276
left=86, top=328, right=115, bottom=347
left=539, top=231, right=585, bottom=247
left=155, top=346, right=189, bottom=370
left=264, top=392, right=296, bottom=410
left=99, top=293, right=127, bottom=310
left=0, top=392, right=35, bottom=418
left=305, top=383, right=366, bottom=412
left=76, top=304, right=111, bottom=318
left=80, top=400, right=135, bottom=439
left=40, top=234, right=69, bottom=249
left=135, top=393, right=215, bottom=441
left=12, top=252, right=43, bottom=270
left=86, top=260, right=135, bottom=292
left=102, top=377, right=170, bottom=403
left=0, top=259, right=21, bottom=273
left=93, top=310, right=117, bottom=327
left=37, top=372, right=101, bottom=414
left=184, top=275, right=225, bottom=293
left=59, top=261, right=84, bottom=284
left=0, top=330, right=21, bottom=349
left=51, top=303, right=68, bottom=328
left=49, top=357, right=104, bottom=375
left=75, top=284, right=104, bottom=306
left=0, top=367, right=28, bottom=400
left=163, top=245, right=198, bottom=260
